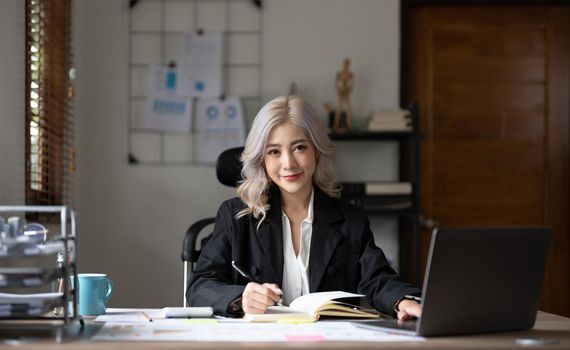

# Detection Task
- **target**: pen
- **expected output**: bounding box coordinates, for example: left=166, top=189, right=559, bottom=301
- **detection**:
left=231, top=260, right=283, bottom=306
left=142, top=311, right=153, bottom=322
left=231, top=260, right=259, bottom=283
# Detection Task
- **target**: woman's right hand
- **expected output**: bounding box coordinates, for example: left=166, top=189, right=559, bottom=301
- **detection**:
left=241, top=282, right=283, bottom=314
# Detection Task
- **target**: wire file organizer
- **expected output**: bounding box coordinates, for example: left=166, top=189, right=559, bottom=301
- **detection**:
left=0, top=206, right=83, bottom=329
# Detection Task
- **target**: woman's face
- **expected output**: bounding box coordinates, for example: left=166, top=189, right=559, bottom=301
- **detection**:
left=264, top=121, right=317, bottom=198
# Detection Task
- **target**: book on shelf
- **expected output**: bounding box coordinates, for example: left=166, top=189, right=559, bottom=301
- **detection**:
left=340, top=182, right=413, bottom=197
left=367, top=201, right=413, bottom=211
left=243, top=291, right=380, bottom=322
left=368, top=123, right=412, bottom=132
left=368, top=109, right=412, bottom=132
left=370, top=109, right=411, bottom=121
left=365, top=182, right=412, bottom=195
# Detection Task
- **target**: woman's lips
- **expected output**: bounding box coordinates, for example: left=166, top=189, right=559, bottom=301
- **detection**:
left=282, top=173, right=301, bottom=181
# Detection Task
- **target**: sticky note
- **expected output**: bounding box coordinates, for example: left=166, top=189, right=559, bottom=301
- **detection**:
left=286, top=334, right=326, bottom=342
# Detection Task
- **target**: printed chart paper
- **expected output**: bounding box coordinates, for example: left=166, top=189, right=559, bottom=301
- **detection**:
left=178, top=32, right=223, bottom=98
left=195, top=97, right=246, bottom=164
left=143, top=65, right=192, bottom=133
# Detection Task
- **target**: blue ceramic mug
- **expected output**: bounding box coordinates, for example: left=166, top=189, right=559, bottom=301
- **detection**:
left=77, top=273, right=113, bottom=316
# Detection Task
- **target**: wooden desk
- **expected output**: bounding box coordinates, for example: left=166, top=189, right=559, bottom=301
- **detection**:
left=1, top=311, right=569, bottom=349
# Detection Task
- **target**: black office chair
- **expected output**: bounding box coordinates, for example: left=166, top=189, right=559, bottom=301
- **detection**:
left=181, top=146, right=244, bottom=306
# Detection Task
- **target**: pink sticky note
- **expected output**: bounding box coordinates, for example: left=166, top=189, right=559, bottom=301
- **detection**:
left=286, top=335, right=327, bottom=342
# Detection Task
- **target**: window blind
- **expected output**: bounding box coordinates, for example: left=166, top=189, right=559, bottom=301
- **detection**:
left=25, top=0, right=75, bottom=209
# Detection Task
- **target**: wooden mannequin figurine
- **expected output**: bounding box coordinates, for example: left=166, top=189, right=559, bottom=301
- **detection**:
left=334, top=58, right=354, bottom=131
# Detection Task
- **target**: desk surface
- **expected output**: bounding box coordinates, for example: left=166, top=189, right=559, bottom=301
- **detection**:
left=1, top=311, right=569, bottom=349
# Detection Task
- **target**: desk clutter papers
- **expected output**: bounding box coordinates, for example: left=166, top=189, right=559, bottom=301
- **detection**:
left=0, top=237, right=64, bottom=257
left=0, top=292, right=63, bottom=303
left=92, top=320, right=424, bottom=342
left=95, top=313, right=150, bottom=324
left=0, top=292, right=63, bottom=317
left=0, top=268, right=62, bottom=288
left=93, top=306, right=423, bottom=342
left=163, top=306, right=213, bottom=318
left=95, top=307, right=213, bottom=323
left=368, top=109, right=412, bottom=132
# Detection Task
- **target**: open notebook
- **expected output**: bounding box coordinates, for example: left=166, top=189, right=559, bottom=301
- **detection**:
left=243, top=291, right=380, bottom=322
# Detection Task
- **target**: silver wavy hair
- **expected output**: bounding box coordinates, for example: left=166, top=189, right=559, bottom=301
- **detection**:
left=236, top=96, right=339, bottom=227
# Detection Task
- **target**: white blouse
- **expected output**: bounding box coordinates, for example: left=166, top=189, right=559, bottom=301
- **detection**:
left=281, top=190, right=314, bottom=306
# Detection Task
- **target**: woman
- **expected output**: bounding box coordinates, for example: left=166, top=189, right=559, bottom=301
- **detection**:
left=187, top=96, right=422, bottom=320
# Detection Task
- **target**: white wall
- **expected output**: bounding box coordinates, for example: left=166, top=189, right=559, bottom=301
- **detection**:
left=259, top=0, right=402, bottom=276
left=263, top=0, right=400, bottom=114
left=0, top=0, right=402, bottom=308
left=0, top=0, right=25, bottom=205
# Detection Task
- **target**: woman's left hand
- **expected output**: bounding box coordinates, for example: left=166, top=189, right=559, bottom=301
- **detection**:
left=396, top=300, right=422, bottom=321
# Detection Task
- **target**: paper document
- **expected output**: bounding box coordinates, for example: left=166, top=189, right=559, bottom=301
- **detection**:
left=0, top=292, right=63, bottom=303
left=163, top=306, right=213, bottom=318
left=177, top=32, right=223, bottom=97
left=195, top=97, right=246, bottom=163
left=92, top=320, right=424, bottom=342
left=143, top=65, right=193, bottom=133
left=94, top=313, right=149, bottom=324
left=96, top=307, right=213, bottom=322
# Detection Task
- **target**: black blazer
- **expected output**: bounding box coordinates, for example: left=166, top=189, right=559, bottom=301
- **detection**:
left=186, top=186, right=420, bottom=317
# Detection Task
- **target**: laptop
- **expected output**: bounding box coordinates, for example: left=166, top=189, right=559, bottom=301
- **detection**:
left=353, top=227, right=552, bottom=337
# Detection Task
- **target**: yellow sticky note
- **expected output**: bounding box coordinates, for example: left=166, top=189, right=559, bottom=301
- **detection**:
left=184, top=319, right=218, bottom=324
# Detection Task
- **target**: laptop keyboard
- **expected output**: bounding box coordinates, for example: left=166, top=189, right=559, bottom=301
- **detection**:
left=352, top=318, right=418, bottom=334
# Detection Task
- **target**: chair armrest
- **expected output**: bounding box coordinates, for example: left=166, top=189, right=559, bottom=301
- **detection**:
left=181, top=218, right=216, bottom=263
